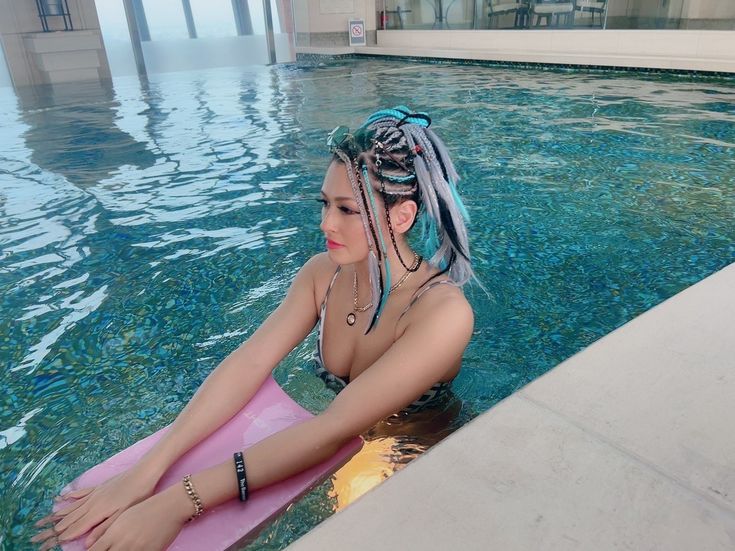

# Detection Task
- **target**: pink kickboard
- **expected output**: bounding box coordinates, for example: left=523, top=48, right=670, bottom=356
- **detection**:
left=55, top=376, right=363, bottom=550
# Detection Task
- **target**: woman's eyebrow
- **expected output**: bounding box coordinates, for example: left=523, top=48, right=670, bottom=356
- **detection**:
left=320, top=191, right=355, bottom=201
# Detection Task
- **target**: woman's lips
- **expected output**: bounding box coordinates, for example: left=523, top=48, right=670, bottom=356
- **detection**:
left=326, top=239, right=344, bottom=249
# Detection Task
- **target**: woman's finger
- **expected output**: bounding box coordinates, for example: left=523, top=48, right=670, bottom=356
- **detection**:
left=85, top=510, right=122, bottom=549
left=29, top=526, right=55, bottom=544
left=38, top=535, right=62, bottom=551
left=44, top=492, right=90, bottom=522
left=88, top=527, right=114, bottom=551
left=53, top=498, right=94, bottom=535
left=56, top=502, right=116, bottom=543
left=34, top=513, right=63, bottom=528
left=56, top=486, right=95, bottom=501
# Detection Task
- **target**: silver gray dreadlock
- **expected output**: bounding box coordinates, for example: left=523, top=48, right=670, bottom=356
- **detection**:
left=328, top=106, right=475, bottom=334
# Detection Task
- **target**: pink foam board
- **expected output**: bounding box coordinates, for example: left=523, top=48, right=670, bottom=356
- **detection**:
left=55, top=376, right=363, bottom=550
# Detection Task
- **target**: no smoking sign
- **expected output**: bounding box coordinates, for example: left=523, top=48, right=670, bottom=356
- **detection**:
left=348, top=19, right=365, bottom=46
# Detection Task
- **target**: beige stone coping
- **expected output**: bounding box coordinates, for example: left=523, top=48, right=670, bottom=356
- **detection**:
left=288, top=262, right=735, bottom=550
left=295, top=46, right=355, bottom=56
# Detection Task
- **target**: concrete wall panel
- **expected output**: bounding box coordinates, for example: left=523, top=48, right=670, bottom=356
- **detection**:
left=0, top=0, right=111, bottom=87
left=44, top=66, right=101, bottom=83
left=307, top=0, right=376, bottom=33
left=32, top=49, right=100, bottom=71
left=24, top=31, right=103, bottom=53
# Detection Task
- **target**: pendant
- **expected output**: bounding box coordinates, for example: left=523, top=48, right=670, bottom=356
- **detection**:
left=346, top=312, right=356, bottom=326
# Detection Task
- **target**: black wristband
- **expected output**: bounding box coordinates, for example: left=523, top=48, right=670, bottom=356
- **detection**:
left=234, top=451, right=249, bottom=502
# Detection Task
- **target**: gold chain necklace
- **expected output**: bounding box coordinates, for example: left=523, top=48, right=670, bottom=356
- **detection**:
left=346, top=252, right=423, bottom=326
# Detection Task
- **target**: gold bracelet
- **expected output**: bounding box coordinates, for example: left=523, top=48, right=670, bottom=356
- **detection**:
left=182, top=474, right=204, bottom=522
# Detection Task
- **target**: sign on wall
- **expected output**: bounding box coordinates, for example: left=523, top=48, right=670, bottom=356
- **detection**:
left=348, top=19, right=365, bottom=46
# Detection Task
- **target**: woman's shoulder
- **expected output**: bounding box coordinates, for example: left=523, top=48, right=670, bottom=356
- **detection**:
left=399, top=278, right=474, bottom=335
left=301, top=252, right=340, bottom=294
left=303, top=252, right=338, bottom=277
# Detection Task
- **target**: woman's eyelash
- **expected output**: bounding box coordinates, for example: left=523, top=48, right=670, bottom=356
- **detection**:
left=315, top=198, right=358, bottom=214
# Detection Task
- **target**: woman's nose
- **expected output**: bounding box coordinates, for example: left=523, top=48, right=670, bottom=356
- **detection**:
left=319, top=206, right=335, bottom=234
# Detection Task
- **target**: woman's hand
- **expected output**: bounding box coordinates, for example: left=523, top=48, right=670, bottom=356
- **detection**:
left=86, top=491, right=190, bottom=551
left=31, top=465, right=160, bottom=549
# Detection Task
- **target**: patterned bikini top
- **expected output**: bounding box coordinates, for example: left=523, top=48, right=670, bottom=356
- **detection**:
left=313, top=265, right=457, bottom=414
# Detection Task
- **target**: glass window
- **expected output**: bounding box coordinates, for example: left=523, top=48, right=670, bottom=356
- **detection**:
left=248, top=0, right=266, bottom=35
left=272, top=0, right=291, bottom=34
left=190, top=0, right=237, bottom=38
left=382, top=0, right=735, bottom=30
left=95, top=0, right=138, bottom=77
left=141, top=0, right=189, bottom=40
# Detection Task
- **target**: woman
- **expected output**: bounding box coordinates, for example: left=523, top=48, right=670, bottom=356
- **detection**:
left=32, top=107, right=475, bottom=551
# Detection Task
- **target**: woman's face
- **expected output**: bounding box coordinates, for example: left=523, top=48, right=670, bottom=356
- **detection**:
left=319, top=160, right=417, bottom=264
left=319, top=160, right=370, bottom=263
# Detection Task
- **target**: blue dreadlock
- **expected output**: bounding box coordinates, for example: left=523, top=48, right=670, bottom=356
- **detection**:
left=329, top=106, right=474, bottom=334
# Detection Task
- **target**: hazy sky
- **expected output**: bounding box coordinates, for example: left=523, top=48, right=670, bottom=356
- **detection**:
left=96, top=0, right=269, bottom=41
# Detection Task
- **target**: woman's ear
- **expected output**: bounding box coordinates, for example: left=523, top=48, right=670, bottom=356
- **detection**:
left=392, top=200, right=418, bottom=234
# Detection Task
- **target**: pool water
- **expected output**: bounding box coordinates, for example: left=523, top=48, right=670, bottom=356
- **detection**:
left=1, top=58, right=734, bottom=550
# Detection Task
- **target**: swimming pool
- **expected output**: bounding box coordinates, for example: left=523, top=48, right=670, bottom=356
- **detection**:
left=1, top=58, right=734, bottom=550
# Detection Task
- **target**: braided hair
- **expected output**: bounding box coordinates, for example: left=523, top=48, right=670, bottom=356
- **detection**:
left=329, top=106, right=474, bottom=334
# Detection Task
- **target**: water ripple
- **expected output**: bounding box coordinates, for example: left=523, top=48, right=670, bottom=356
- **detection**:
left=1, top=61, right=734, bottom=550
left=10, top=285, right=109, bottom=374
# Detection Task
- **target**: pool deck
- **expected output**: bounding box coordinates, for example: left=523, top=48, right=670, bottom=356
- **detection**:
left=287, top=261, right=735, bottom=550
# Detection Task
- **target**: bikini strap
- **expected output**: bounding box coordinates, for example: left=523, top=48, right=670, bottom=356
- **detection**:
left=320, top=265, right=342, bottom=313
left=316, top=265, right=342, bottom=367
left=396, top=279, right=457, bottom=325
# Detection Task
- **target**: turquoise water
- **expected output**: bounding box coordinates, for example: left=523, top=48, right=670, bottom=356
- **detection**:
left=1, top=59, right=734, bottom=549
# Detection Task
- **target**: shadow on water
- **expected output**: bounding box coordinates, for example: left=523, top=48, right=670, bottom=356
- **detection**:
left=14, top=80, right=157, bottom=187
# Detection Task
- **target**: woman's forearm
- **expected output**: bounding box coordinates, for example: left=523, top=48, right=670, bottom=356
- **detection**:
left=135, top=347, right=271, bottom=482
left=157, top=415, right=344, bottom=523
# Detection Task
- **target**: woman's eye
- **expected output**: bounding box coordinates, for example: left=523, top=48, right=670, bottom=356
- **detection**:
left=316, top=198, right=357, bottom=215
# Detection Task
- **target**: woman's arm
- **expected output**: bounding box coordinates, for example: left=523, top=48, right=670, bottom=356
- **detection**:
left=82, top=415, right=346, bottom=551
left=39, top=255, right=326, bottom=545
left=134, top=254, right=323, bottom=481
left=156, top=291, right=474, bottom=522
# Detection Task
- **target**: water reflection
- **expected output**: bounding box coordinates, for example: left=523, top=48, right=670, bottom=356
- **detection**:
left=1, top=67, right=313, bottom=550
left=14, top=81, right=157, bottom=186
left=330, top=395, right=465, bottom=509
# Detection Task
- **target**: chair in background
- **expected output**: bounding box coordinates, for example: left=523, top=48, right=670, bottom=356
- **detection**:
left=487, top=0, right=529, bottom=29
left=574, top=0, right=607, bottom=28
left=529, top=0, right=574, bottom=27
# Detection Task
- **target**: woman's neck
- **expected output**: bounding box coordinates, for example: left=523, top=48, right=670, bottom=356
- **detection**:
left=352, top=240, right=425, bottom=303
